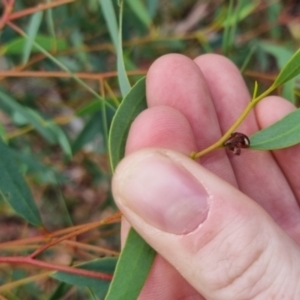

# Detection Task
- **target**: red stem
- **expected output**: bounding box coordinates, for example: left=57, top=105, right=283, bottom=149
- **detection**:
left=0, top=0, right=14, bottom=31
left=0, top=256, right=113, bottom=281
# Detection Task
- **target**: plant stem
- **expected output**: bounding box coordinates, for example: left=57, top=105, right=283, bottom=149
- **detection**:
left=0, top=256, right=113, bottom=281
left=192, top=84, right=276, bottom=159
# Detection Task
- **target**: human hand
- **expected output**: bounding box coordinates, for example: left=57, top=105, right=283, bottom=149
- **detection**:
left=112, top=54, right=300, bottom=299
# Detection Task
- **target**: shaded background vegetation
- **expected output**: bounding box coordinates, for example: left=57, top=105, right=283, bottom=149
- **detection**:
left=0, top=0, right=300, bottom=299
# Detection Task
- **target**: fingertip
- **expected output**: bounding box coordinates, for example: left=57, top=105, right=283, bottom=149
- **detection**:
left=146, top=53, right=207, bottom=107
left=255, top=96, right=296, bottom=129
left=194, top=53, right=240, bottom=74
left=125, top=106, right=197, bottom=155
left=194, top=53, right=252, bottom=131
left=147, top=54, right=196, bottom=88
left=146, top=53, right=222, bottom=154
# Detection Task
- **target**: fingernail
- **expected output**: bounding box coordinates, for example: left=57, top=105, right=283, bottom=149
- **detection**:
left=115, top=152, right=209, bottom=234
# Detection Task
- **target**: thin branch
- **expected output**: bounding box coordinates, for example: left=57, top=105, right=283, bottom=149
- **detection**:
left=29, top=211, right=121, bottom=259
left=0, top=70, right=147, bottom=80
left=8, top=0, right=75, bottom=21
left=0, top=0, right=14, bottom=31
left=0, top=256, right=113, bottom=281
left=192, top=85, right=277, bottom=159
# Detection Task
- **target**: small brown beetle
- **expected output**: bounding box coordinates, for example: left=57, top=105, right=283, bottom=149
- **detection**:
left=224, top=132, right=250, bottom=155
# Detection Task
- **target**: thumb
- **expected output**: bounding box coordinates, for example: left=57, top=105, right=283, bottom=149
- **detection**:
left=112, top=149, right=300, bottom=299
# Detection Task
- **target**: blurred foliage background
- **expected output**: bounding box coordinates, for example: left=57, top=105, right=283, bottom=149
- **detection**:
left=0, top=0, right=300, bottom=299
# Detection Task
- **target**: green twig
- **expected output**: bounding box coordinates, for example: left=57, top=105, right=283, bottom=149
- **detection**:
left=192, top=84, right=276, bottom=159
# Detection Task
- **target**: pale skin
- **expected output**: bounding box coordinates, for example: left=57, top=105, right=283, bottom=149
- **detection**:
left=112, top=54, right=300, bottom=299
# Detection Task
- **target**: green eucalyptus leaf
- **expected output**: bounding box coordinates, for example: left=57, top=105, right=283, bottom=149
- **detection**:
left=259, top=42, right=293, bottom=68
left=146, top=0, right=159, bottom=17
left=99, top=0, right=118, bottom=49
left=259, top=42, right=296, bottom=102
left=250, top=109, right=300, bottom=150
left=117, top=0, right=131, bottom=96
left=11, top=150, right=62, bottom=184
left=72, top=113, right=103, bottom=154
left=273, top=47, right=300, bottom=87
left=23, top=11, right=43, bottom=64
left=99, top=0, right=130, bottom=97
left=108, top=76, right=147, bottom=171
left=52, top=257, right=117, bottom=298
left=105, top=229, right=156, bottom=300
left=107, top=77, right=155, bottom=299
left=0, top=90, right=57, bottom=143
left=1, top=35, right=67, bottom=55
left=222, top=0, right=259, bottom=26
left=0, top=89, right=71, bottom=154
left=76, top=100, right=103, bottom=116
left=125, top=0, right=152, bottom=27
left=282, top=80, right=295, bottom=103
left=76, top=99, right=117, bottom=116
left=0, top=138, right=42, bottom=226
left=49, top=124, right=72, bottom=158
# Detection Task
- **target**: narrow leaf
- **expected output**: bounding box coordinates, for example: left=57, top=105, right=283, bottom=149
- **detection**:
left=259, top=42, right=293, bottom=68
left=0, top=90, right=57, bottom=143
left=222, top=0, right=234, bottom=55
left=259, top=42, right=297, bottom=102
left=23, top=12, right=43, bottom=64
left=11, top=28, right=112, bottom=110
left=76, top=100, right=103, bottom=116
left=0, top=89, right=71, bottom=153
left=100, top=0, right=131, bottom=96
left=125, top=0, right=152, bottom=27
left=222, top=1, right=259, bottom=26
left=72, top=113, right=102, bottom=154
left=1, top=35, right=67, bottom=55
left=0, top=138, right=42, bottom=226
left=146, top=0, right=159, bottom=17
left=52, top=258, right=117, bottom=298
left=107, top=77, right=155, bottom=299
left=105, top=229, right=156, bottom=300
left=117, top=0, right=131, bottom=96
left=99, top=0, right=119, bottom=48
left=273, top=47, right=300, bottom=87
left=250, top=109, right=300, bottom=150
left=282, top=79, right=296, bottom=103
left=45, top=2, right=57, bottom=44
left=108, top=77, right=147, bottom=171
left=76, top=98, right=117, bottom=116
left=11, top=150, right=61, bottom=185
left=49, top=124, right=72, bottom=158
